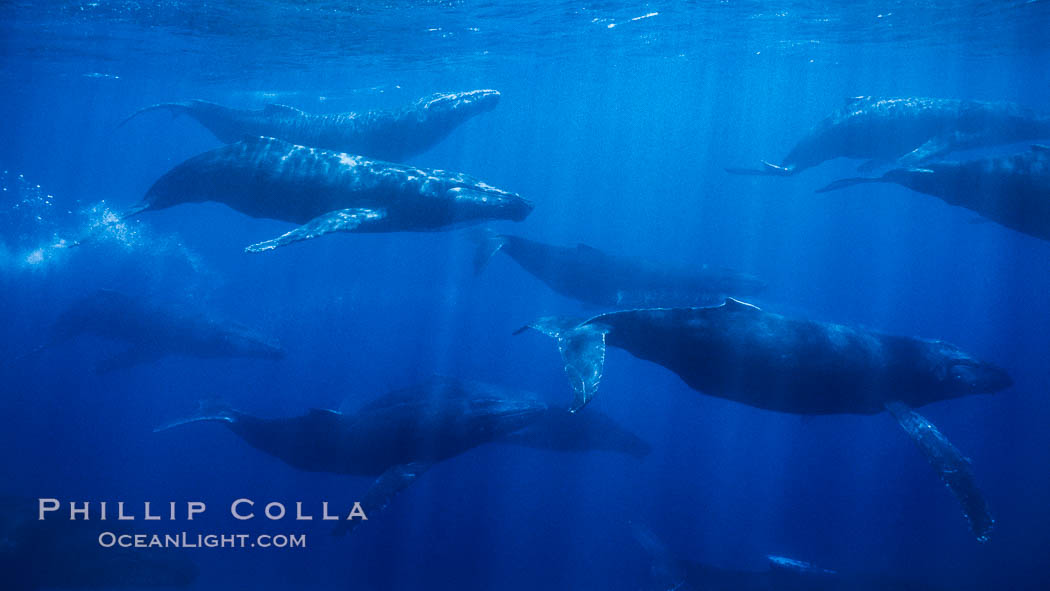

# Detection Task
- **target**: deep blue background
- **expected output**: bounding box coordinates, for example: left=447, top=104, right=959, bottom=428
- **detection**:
left=1, top=2, right=1049, bottom=589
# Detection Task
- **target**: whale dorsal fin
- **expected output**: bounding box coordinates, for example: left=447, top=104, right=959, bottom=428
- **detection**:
left=264, top=103, right=304, bottom=116
left=721, top=297, right=761, bottom=312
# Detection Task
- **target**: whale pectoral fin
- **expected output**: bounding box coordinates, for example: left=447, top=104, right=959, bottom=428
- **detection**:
left=332, top=462, right=432, bottom=537
left=154, top=401, right=236, bottom=433
left=815, top=176, right=881, bottom=194
left=900, top=133, right=970, bottom=165
left=263, top=104, right=304, bottom=116
left=629, top=522, right=689, bottom=591
left=116, top=102, right=190, bottom=129
left=725, top=161, right=795, bottom=176
left=468, top=228, right=506, bottom=274
left=95, top=348, right=163, bottom=374
left=885, top=401, right=994, bottom=541
left=244, top=208, right=387, bottom=252
left=514, top=317, right=608, bottom=412
left=856, top=158, right=890, bottom=173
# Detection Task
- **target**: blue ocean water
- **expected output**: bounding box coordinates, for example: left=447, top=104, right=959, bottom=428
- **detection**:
left=1, top=1, right=1049, bottom=589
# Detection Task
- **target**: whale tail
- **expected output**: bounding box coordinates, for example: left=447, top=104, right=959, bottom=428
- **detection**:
left=468, top=228, right=507, bottom=274
left=725, top=160, right=796, bottom=176
left=514, top=316, right=608, bottom=412
left=815, top=176, right=884, bottom=193
left=154, top=400, right=239, bottom=433
left=117, top=102, right=192, bottom=129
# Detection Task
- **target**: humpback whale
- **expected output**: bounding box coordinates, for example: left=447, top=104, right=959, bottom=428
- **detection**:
left=727, top=96, right=1050, bottom=176
left=818, top=145, right=1050, bottom=242
left=38, top=289, right=285, bottom=373
left=126, top=136, right=532, bottom=252
left=119, top=89, right=501, bottom=162
left=472, top=230, right=766, bottom=308
left=518, top=299, right=1011, bottom=540
left=156, top=377, right=649, bottom=535
left=632, top=523, right=947, bottom=591
left=2, top=497, right=197, bottom=590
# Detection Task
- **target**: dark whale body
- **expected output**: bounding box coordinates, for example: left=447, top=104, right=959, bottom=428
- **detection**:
left=520, top=299, right=1011, bottom=540
left=128, top=136, right=532, bottom=252
left=2, top=497, right=197, bottom=590
left=120, top=90, right=501, bottom=162
left=819, top=145, right=1050, bottom=242
left=728, top=96, right=1050, bottom=176
left=158, top=377, right=648, bottom=534
left=45, top=289, right=284, bottom=373
left=473, top=231, right=766, bottom=308
left=633, top=523, right=947, bottom=591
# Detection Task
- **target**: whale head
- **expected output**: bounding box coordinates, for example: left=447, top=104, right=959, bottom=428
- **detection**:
left=929, top=342, right=1012, bottom=397
left=420, top=89, right=501, bottom=117
left=446, top=184, right=533, bottom=224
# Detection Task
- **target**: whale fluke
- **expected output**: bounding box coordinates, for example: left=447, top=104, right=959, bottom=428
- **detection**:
left=725, top=161, right=797, bottom=176
left=117, top=102, right=192, bottom=129
left=815, top=176, right=884, bottom=193
left=886, top=401, right=994, bottom=542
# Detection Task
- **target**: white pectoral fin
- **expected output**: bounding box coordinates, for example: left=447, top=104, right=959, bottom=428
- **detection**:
left=514, top=317, right=607, bottom=412
left=244, top=208, right=387, bottom=253
left=332, top=461, right=431, bottom=537
left=899, top=136, right=951, bottom=165
left=885, top=401, right=994, bottom=541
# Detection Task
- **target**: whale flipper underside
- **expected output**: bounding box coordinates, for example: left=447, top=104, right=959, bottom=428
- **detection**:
left=332, top=461, right=432, bottom=537
left=514, top=317, right=608, bottom=412
left=245, top=208, right=387, bottom=253
left=885, top=401, right=994, bottom=542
